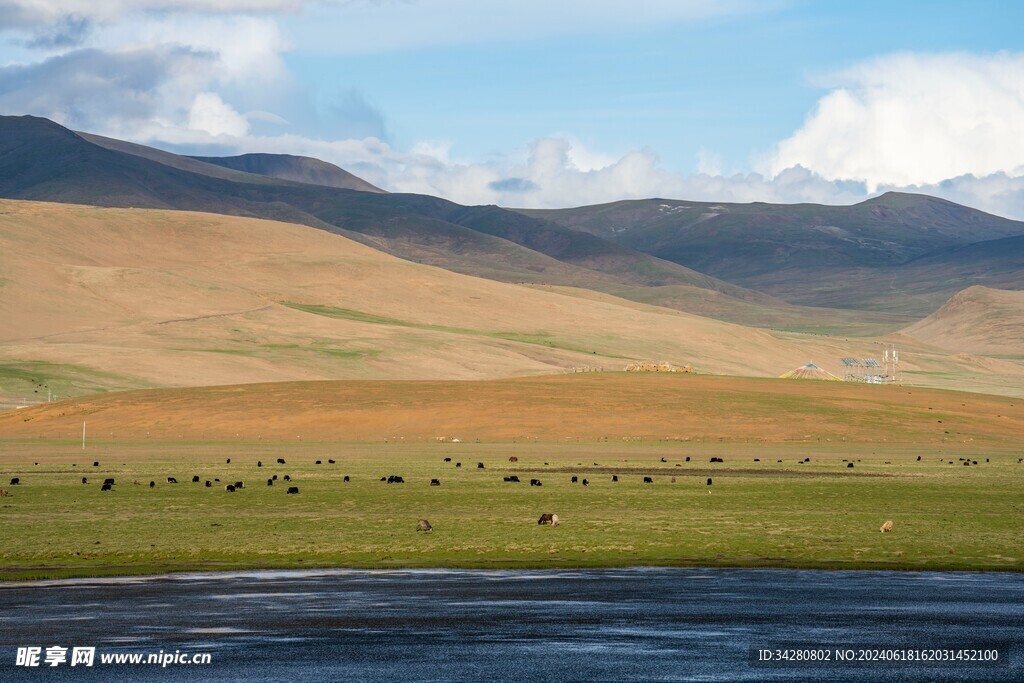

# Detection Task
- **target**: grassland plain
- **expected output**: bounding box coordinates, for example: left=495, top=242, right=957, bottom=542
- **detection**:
left=1, top=428, right=1022, bottom=578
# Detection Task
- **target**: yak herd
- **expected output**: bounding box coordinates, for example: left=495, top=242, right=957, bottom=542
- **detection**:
left=7, top=452, right=991, bottom=533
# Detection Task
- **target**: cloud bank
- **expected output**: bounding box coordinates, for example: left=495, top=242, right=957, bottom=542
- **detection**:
left=772, top=52, right=1024, bottom=191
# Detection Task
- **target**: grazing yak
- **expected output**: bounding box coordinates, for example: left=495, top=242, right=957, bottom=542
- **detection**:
left=81, top=477, right=88, bottom=484
left=538, top=513, right=559, bottom=526
left=192, top=475, right=200, bottom=483
left=328, top=459, right=336, bottom=464
left=9, top=477, right=20, bottom=486
left=257, top=461, right=262, bottom=467
left=582, top=479, right=589, bottom=486
left=267, top=478, right=274, bottom=486
left=287, top=486, right=300, bottom=494
left=277, top=458, right=286, bottom=464
left=685, top=457, right=690, bottom=462
left=530, top=479, right=542, bottom=486
left=388, top=475, right=405, bottom=484
left=284, top=475, right=291, bottom=481
left=509, top=456, right=518, bottom=462
left=315, top=460, right=322, bottom=465
left=226, top=458, right=231, bottom=464
left=707, top=478, right=713, bottom=486
left=477, top=462, right=485, bottom=469
left=661, top=458, right=667, bottom=463
left=0, top=489, right=7, bottom=497
left=443, top=457, right=451, bottom=462
left=343, top=476, right=350, bottom=483
left=430, top=479, right=441, bottom=486
left=508, top=475, right=520, bottom=483
left=643, top=477, right=653, bottom=484
left=417, top=519, right=433, bottom=532
left=456, top=462, right=462, bottom=468
left=149, top=481, right=155, bottom=488
left=234, top=481, right=244, bottom=489
left=571, top=476, right=578, bottom=483
left=100, top=483, right=112, bottom=491
left=205, top=481, right=212, bottom=487
left=880, top=520, right=894, bottom=533
left=103, top=478, right=115, bottom=486
left=225, top=485, right=236, bottom=492
left=93, top=461, right=99, bottom=467
left=167, top=477, right=178, bottom=483
left=612, top=475, right=618, bottom=482
left=848, top=463, right=855, bottom=468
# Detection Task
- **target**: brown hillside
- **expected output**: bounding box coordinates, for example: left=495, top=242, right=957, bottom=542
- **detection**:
left=1, top=373, right=1020, bottom=445
left=903, top=286, right=1024, bottom=356
left=0, top=200, right=862, bottom=397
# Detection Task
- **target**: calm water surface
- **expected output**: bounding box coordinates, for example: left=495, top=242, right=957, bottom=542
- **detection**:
left=1, top=568, right=1021, bottom=681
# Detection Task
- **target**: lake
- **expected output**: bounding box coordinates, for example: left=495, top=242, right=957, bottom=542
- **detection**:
left=1, top=567, right=1021, bottom=681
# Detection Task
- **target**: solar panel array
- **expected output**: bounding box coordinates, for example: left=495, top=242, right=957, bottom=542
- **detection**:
left=841, top=358, right=860, bottom=366
left=863, top=358, right=881, bottom=367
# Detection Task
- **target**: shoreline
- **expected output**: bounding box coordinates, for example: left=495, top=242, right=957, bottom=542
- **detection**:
left=3, top=558, right=1022, bottom=583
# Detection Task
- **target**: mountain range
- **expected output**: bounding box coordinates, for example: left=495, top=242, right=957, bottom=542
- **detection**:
left=6, top=115, right=1023, bottom=323
left=1, top=114, right=1023, bottom=402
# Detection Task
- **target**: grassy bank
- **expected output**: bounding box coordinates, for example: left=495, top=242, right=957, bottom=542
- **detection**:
left=1, top=440, right=1021, bottom=580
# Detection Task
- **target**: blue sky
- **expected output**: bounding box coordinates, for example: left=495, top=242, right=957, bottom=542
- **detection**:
left=280, top=1, right=1024, bottom=174
left=1, top=1, right=1023, bottom=215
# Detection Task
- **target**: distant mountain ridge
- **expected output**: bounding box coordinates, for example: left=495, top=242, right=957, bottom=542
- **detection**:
left=519, top=194, right=1024, bottom=314
left=191, top=153, right=384, bottom=193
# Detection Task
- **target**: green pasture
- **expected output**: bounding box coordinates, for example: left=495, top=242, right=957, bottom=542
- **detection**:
left=0, top=440, right=1021, bottom=580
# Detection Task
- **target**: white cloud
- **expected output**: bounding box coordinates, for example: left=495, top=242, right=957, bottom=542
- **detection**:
left=771, top=52, right=1024, bottom=190
left=175, top=132, right=1024, bottom=221
left=187, top=92, right=249, bottom=136
left=0, top=46, right=215, bottom=133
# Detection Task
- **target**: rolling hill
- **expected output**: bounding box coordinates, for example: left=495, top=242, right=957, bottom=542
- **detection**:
left=4, top=115, right=1024, bottom=355
left=902, top=286, right=1024, bottom=356
left=0, top=199, right=873, bottom=401
left=0, top=116, right=773, bottom=310
left=0, top=116, right=930, bottom=334
left=2, top=372, right=1021, bottom=445
left=2, top=200, right=1022, bottom=406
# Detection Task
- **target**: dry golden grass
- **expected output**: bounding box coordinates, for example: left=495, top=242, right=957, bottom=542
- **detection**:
left=903, top=286, right=1024, bottom=356
left=1, top=200, right=1023, bottom=402
left=3, top=373, right=1022, bottom=445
